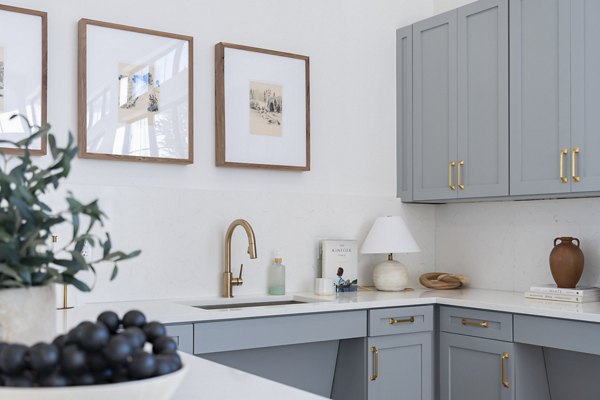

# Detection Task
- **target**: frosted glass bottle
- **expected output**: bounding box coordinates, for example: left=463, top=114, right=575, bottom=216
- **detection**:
left=268, top=255, right=286, bottom=295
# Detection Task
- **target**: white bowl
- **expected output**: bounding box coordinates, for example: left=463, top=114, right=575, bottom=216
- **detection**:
left=0, top=363, right=188, bottom=400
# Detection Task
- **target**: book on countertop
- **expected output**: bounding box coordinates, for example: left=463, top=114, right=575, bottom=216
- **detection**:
left=320, top=240, right=358, bottom=293
left=529, top=284, right=600, bottom=296
left=524, top=291, right=600, bottom=303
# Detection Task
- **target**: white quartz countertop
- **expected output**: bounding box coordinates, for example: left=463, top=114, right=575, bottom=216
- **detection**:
left=58, top=288, right=600, bottom=332
left=55, top=288, right=600, bottom=400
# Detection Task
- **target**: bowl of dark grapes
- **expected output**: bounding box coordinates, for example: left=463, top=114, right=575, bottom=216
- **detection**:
left=0, top=310, right=187, bottom=399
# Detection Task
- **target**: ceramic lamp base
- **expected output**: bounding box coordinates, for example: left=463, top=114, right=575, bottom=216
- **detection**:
left=373, top=259, right=408, bottom=291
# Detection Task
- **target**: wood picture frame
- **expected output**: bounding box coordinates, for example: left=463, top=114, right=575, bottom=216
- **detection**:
left=0, top=4, right=47, bottom=155
left=215, top=42, right=310, bottom=171
left=78, top=19, right=193, bottom=164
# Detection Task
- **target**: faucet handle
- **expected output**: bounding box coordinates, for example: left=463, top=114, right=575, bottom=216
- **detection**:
left=231, top=264, right=244, bottom=286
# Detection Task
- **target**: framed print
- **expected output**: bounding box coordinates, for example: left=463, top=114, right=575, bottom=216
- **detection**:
left=78, top=19, right=193, bottom=164
left=215, top=42, right=310, bottom=171
left=0, top=4, right=47, bottom=155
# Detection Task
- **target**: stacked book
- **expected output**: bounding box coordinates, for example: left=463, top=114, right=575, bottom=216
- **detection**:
left=525, top=284, right=600, bottom=303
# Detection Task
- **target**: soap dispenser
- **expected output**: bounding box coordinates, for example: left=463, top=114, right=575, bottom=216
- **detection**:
left=268, top=252, right=286, bottom=295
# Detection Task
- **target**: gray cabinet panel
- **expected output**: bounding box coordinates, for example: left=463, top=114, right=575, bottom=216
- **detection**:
left=514, top=314, right=600, bottom=355
left=510, top=0, right=572, bottom=195
left=368, top=332, right=433, bottom=400
left=457, top=0, right=508, bottom=198
left=369, top=305, right=433, bottom=336
left=413, top=10, right=458, bottom=201
left=570, top=0, right=600, bottom=192
left=440, top=306, right=513, bottom=342
left=165, top=323, right=193, bottom=354
left=397, top=26, right=413, bottom=201
left=194, top=310, right=366, bottom=354
left=440, top=332, right=514, bottom=400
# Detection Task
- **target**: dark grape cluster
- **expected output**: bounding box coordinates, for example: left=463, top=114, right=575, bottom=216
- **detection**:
left=0, top=310, right=181, bottom=387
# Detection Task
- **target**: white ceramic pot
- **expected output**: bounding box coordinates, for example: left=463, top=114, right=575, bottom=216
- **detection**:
left=0, top=285, right=56, bottom=345
left=373, top=260, right=409, bottom=291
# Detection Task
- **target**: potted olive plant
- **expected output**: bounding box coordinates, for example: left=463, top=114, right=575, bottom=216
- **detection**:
left=0, top=117, right=140, bottom=344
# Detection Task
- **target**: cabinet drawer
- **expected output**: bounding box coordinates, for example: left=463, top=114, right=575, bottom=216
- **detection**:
left=194, top=310, right=366, bottom=354
left=439, top=306, right=513, bottom=342
left=369, top=306, right=433, bottom=336
left=514, top=314, right=600, bottom=355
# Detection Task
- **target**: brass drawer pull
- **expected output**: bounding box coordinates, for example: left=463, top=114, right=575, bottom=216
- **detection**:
left=461, top=318, right=488, bottom=328
left=370, top=346, right=379, bottom=381
left=572, top=147, right=580, bottom=182
left=388, top=316, right=415, bottom=325
left=560, top=148, right=568, bottom=183
left=448, top=161, right=456, bottom=190
left=501, top=352, right=510, bottom=388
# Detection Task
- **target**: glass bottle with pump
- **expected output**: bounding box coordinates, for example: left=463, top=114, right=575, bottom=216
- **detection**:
left=268, top=253, right=286, bottom=295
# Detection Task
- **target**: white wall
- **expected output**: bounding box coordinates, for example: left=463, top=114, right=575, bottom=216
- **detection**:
left=3, top=0, right=437, bottom=303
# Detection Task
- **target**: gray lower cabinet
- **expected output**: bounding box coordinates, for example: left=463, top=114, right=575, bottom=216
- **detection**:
left=164, top=323, right=194, bottom=354
left=440, top=332, right=514, bottom=400
left=367, top=306, right=434, bottom=400
left=194, top=311, right=367, bottom=399
left=411, top=0, right=508, bottom=202
left=510, top=0, right=600, bottom=196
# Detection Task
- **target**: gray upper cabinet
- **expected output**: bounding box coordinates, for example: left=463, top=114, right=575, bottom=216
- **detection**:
left=510, top=0, right=571, bottom=196
left=411, top=0, right=508, bottom=201
left=570, top=0, right=600, bottom=192
left=413, top=10, right=457, bottom=201
left=397, top=26, right=413, bottom=201
left=511, top=0, right=600, bottom=196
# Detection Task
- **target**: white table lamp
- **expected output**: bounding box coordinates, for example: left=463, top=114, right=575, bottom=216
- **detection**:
left=360, top=216, right=420, bottom=291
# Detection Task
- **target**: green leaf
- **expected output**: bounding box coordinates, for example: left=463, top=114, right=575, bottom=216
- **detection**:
left=110, top=264, right=118, bottom=280
left=61, top=274, right=91, bottom=292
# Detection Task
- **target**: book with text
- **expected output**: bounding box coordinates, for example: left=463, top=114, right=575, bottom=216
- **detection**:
left=529, top=284, right=600, bottom=297
left=321, top=240, right=358, bottom=293
left=524, top=291, right=600, bottom=303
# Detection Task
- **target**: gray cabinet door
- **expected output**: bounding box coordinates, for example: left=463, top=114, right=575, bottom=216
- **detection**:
left=368, top=332, right=433, bottom=400
left=570, top=0, right=600, bottom=192
left=510, top=0, right=572, bottom=195
left=397, top=25, right=413, bottom=202
left=413, top=10, right=458, bottom=201
left=456, top=0, right=508, bottom=198
left=165, top=323, right=193, bottom=354
left=440, top=332, right=514, bottom=400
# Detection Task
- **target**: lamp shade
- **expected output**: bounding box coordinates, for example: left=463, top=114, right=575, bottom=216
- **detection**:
left=360, top=216, right=420, bottom=254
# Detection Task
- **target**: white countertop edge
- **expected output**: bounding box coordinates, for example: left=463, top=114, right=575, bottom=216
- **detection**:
left=58, top=288, right=600, bottom=331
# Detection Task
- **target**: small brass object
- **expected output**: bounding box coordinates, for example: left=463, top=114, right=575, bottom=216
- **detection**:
left=388, top=316, right=415, bottom=325
left=370, top=346, right=379, bottom=381
left=448, top=161, right=456, bottom=190
left=560, top=148, right=569, bottom=183
left=458, top=160, right=465, bottom=190
left=461, top=318, right=488, bottom=328
left=501, top=352, right=510, bottom=388
left=572, top=147, right=580, bottom=182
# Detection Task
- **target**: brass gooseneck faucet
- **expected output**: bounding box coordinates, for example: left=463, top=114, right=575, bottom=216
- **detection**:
left=223, top=219, right=257, bottom=298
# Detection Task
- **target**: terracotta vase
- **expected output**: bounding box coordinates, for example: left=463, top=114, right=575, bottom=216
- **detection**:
left=549, top=237, right=584, bottom=288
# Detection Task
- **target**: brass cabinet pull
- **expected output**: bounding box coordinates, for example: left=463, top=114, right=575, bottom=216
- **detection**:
left=448, top=161, right=457, bottom=190
left=572, top=147, right=581, bottom=182
left=458, top=160, right=465, bottom=190
left=370, top=346, right=379, bottom=381
left=461, top=318, right=488, bottom=328
left=501, top=352, right=510, bottom=389
left=560, top=148, right=569, bottom=183
left=388, top=316, right=415, bottom=325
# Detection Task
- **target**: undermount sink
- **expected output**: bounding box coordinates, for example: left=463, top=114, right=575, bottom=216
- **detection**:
left=194, top=300, right=309, bottom=310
